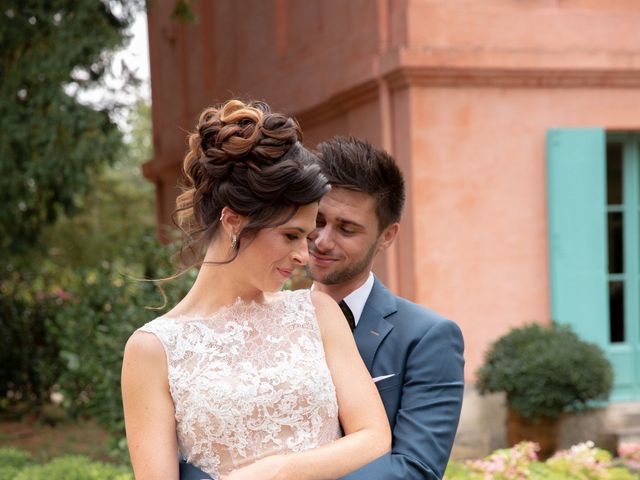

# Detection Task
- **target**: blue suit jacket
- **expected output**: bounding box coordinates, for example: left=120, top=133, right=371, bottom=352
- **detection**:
left=180, top=278, right=465, bottom=480
left=338, top=278, right=464, bottom=480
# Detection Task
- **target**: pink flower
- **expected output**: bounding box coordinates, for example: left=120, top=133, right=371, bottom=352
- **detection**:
left=466, top=442, right=539, bottom=479
left=618, top=442, right=640, bottom=471
left=54, top=289, right=72, bottom=300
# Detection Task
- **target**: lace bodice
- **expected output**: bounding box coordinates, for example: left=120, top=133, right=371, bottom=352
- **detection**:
left=138, top=289, right=341, bottom=478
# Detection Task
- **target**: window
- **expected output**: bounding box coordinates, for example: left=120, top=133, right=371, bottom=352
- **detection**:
left=548, top=129, right=640, bottom=401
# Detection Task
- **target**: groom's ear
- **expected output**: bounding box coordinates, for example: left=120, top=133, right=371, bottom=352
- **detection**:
left=376, top=223, right=399, bottom=253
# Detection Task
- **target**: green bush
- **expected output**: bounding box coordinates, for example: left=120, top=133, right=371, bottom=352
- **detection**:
left=49, top=257, right=193, bottom=439
left=1, top=93, right=157, bottom=418
left=0, top=448, right=133, bottom=479
left=476, top=323, right=613, bottom=419
left=0, top=238, right=193, bottom=462
left=0, top=93, right=194, bottom=460
left=0, top=263, right=69, bottom=413
left=444, top=442, right=639, bottom=480
left=13, top=455, right=132, bottom=480
left=0, top=447, right=32, bottom=468
left=0, top=448, right=32, bottom=480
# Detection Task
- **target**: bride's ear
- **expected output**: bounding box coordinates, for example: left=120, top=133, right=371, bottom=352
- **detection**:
left=219, top=207, right=246, bottom=238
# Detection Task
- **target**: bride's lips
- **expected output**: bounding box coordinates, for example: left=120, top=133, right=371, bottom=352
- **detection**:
left=277, top=267, right=293, bottom=279
left=309, top=251, right=338, bottom=267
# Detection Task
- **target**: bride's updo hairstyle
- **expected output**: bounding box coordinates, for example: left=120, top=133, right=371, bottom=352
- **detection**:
left=174, top=99, right=329, bottom=263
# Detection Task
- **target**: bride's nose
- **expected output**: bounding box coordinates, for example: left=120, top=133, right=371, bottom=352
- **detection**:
left=292, top=244, right=310, bottom=266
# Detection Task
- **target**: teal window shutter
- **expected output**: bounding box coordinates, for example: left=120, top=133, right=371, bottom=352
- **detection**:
left=547, top=128, right=607, bottom=343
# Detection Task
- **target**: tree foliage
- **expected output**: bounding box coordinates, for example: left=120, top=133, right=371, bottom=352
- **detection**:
left=0, top=0, right=143, bottom=256
left=0, top=2, right=200, bottom=455
left=0, top=99, right=161, bottom=409
left=39, top=100, right=156, bottom=269
left=0, top=99, right=195, bottom=460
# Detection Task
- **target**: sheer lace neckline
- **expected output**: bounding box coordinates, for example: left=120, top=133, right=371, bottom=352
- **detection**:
left=161, top=290, right=292, bottom=322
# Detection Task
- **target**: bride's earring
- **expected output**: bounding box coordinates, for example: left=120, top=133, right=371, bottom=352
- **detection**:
left=231, top=235, right=238, bottom=250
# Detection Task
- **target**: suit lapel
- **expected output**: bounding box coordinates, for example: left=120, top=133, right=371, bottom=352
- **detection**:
left=353, top=278, right=397, bottom=370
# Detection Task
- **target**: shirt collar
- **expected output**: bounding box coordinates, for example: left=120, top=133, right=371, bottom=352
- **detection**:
left=342, top=272, right=375, bottom=326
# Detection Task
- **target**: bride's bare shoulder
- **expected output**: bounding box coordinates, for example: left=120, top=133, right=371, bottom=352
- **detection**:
left=309, top=290, right=348, bottom=335
left=124, top=329, right=166, bottom=365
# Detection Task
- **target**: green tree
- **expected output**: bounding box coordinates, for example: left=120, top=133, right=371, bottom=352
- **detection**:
left=39, top=99, right=156, bottom=269
left=0, top=0, right=143, bottom=257
left=0, top=97, right=195, bottom=441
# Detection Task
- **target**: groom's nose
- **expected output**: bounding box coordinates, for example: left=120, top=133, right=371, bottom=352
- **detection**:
left=313, top=226, right=335, bottom=253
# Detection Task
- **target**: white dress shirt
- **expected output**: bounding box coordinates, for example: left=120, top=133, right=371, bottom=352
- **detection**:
left=341, top=272, right=375, bottom=327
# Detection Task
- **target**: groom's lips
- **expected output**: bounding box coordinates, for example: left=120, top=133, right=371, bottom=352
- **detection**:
left=310, top=251, right=338, bottom=267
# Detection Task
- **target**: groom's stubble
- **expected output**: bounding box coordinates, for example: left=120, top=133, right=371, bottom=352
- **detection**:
left=307, top=239, right=377, bottom=286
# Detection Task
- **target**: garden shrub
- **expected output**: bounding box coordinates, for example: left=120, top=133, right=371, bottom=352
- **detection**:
left=0, top=262, right=69, bottom=415
left=0, top=447, right=32, bottom=467
left=476, top=323, right=613, bottom=419
left=0, top=448, right=133, bottom=479
left=0, top=448, right=32, bottom=480
left=444, top=441, right=639, bottom=480
left=545, top=442, right=637, bottom=479
left=12, top=455, right=132, bottom=480
left=618, top=442, right=640, bottom=473
left=48, top=258, right=193, bottom=439
left=1, top=233, right=193, bottom=459
left=0, top=465, right=22, bottom=480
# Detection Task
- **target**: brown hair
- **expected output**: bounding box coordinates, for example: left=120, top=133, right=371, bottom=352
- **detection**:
left=316, top=136, right=405, bottom=231
left=175, top=99, right=329, bottom=263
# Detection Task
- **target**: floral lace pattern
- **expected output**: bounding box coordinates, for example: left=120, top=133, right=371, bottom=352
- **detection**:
left=138, top=289, right=341, bottom=478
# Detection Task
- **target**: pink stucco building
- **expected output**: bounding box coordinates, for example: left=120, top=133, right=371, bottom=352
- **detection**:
left=144, top=0, right=640, bottom=453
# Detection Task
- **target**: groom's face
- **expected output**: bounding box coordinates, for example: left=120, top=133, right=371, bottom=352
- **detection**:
left=307, top=187, right=382, bottom=287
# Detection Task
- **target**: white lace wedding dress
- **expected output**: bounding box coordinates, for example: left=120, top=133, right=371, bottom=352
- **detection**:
left=138, top=289, right=341, bottom=479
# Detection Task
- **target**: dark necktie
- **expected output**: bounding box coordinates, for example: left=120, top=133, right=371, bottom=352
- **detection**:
left=338, top=300, right=356, bottom=331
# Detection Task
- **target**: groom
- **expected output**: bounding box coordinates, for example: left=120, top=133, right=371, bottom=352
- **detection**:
left=180, top=137, right=464, bottom=479
left=306, top=137, right=464, bottom=479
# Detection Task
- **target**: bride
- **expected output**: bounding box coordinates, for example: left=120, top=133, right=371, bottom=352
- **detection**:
left=121, top=99, right=390, bottom=479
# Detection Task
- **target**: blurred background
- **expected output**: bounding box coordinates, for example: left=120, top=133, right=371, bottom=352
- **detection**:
left=1, top=0, right=640, bottom=477
left=0, top=0, right=196, bottom=471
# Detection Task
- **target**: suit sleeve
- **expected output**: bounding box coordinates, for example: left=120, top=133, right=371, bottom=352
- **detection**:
left=339, top=318, right=465, bottom=480
left=179, top=459, right=213, bottom=480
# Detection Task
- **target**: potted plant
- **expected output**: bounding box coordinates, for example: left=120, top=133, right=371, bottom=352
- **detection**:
left=476, top=323, right=613, bottom=459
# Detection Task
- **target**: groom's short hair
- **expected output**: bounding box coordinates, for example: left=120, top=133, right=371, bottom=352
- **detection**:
left=316, top=136, right=405, bottom=231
